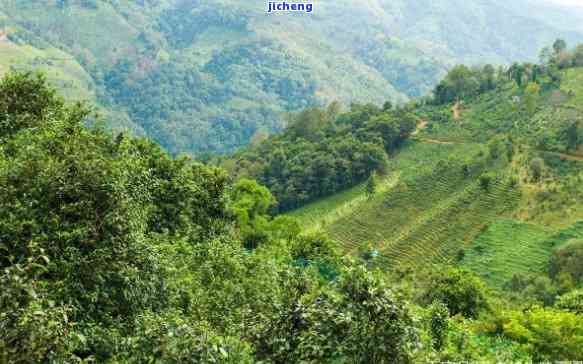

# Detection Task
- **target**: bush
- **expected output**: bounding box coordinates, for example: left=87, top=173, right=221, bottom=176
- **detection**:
left=555, top=289, right=583, bottom=314
left=503, top=307, right=583, bottom=361
left=530, top=157, right=545, bottom=182
left=550, top=239, right=583, bottom=284
left=422, top=268, right=489, bottom=319
left=479, top=172, right=496, bottom=191
left=428, top=302, right=450, bottom=351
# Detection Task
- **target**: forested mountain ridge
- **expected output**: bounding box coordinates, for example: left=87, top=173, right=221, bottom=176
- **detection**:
left=1, top=0, right=583, bottom=155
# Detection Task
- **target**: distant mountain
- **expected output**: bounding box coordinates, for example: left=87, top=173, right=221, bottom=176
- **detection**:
left=1, top=0, right=582, bottom=154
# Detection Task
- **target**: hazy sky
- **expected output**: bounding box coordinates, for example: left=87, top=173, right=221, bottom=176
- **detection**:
left=543, top=0, right=583, bottom=7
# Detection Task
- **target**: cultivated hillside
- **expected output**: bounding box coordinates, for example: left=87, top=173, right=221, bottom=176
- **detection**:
left=1, top=0, right=582, bottom=154
left=282, top=54, right=583, bottom=288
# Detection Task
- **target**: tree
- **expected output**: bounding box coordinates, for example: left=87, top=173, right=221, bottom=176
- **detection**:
left=550, top=239, right=583, bottom=284
left=503, top=307, right=583, bottom=361
left=429, top=302, right=449, bottom=351
left=229, top=178, right=275, bottom=249
left=555, top=289, right=583, bottom=314
left=529, top=157, right=544, bottom=182
left=479, top=64, right=496, bottom=92
left=565, top=121, right=579, bottom=150
left=433, top=65, right=480, bottom=104
left=553, top=39, right=567, bottom=56
left=256, top=265, right=419, bottom=363
left=573, top=44, right=583, bottom=67
left=366, top=171, right=378, bottom=197
left=524, top=82, right=540, bottom=114
left=422, top=268, right=489, bottom=318
left=479, top=172, right=495, bottom=191
left=508, top=63, right=525, bottom=87
left=539, top=46, right=553, bottom=65
left=0, top=72, right=66, bottom=139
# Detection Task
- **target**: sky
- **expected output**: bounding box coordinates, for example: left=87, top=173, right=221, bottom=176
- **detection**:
left=543, top=0, right=583, bottom=7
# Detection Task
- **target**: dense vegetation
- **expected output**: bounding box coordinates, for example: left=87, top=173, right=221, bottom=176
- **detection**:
left=4, top=49, right=583, bottom=361
left=1, top=0, right=583, bottom=154
left=225, top=103, right=416, bottom=211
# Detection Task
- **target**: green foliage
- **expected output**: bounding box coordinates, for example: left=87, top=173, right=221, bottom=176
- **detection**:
left=228, top=103, right=414, bottom=211
left=503, top=307, right=583, bottom=361
left=433, top=65, right=498, bottom=104
left=530, top=157, right=545, bottom=181
left=365, top=171, right=378, bottom=197
left=0, top=72, right=237, bottom=361
left=122, top=313, right=255, bottom=364
left=290, top=232, right=339, bottom=263
left=479, top=171, right=496, bottom=191
left=0, top=247, right=74, bottom=363
left=422, top=268, right=489, bottom=319
left=255, top=265, right=419, bottom=364
left=550, top=239, right=583, bottom=284
left=229, top=178, right=274, bottom=249
left=0, top=72, right=65, bottom=139
left=555, top=289, right=583, bottom=314
left=428, top=302, right=450, bottom=351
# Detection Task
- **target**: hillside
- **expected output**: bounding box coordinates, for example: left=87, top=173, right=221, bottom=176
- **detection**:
left=283, top=58, right=583, bottom=288
left=1, top=0, right=583, bottom=154
left=3, top=57, right=583, bottom=362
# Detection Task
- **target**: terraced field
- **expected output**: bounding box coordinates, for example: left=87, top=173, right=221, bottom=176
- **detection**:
left=462, top=220, right=583, bottom=287
left=295, top=139, right=520, bottom=268
left=461, top=220, right=556, bottom=287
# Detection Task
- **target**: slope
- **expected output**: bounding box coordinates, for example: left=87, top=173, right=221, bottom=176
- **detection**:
left=285, top=65, right=583, bottom=287
left=2, top=0, right=583, bottom=154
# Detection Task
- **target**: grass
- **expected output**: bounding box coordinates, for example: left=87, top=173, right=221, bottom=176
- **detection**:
left=462, top=220, right=583, bottom=288
left=0, top=41, right=95, bottom=101
left=461, top=219, right=556, bottom=287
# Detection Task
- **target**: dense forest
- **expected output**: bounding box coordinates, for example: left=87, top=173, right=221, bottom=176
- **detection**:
left=224, top=103, right=416, bottom=211
left=3, top=48, right=583, bottom=361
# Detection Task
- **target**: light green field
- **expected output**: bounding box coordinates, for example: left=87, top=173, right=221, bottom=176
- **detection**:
left=0, top=41, right=95, bottom=101
left=461, top=219, right=556, bottom=287
left=289, top=139, right=523, bottom=269
left=462, top=220, right=583, bottom=287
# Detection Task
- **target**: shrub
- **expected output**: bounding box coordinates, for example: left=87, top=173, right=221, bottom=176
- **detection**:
left=479, top=172, right=496, bottom=191
left=530, top=157, right=545, bottom=182
left=429, top=302, right=450, bottom=351
left=422, top=268, right=489, bottom=319
left=550, top=239, right=583, bottom=284
left=555, top=289, right=583, bottom=314
left=503, top=307, right=583, bottom=361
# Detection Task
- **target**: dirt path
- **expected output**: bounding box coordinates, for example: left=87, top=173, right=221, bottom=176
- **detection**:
left=452, top=101, right=462, bottom=120
left=412, top=119, right=428, bottom=136
left=413, top=137, right=457, bottom=145
left=543, top=150, right=583, bottom=162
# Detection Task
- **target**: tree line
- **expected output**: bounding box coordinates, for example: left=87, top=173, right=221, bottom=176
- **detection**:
left=224, top=102, right=416, bottom=212
left=432, top=40, right=583, bottom=105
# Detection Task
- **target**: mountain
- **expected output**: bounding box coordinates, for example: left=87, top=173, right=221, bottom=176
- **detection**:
left=1, top=0, right=582, bottom=154
left=3, top=49, right=583, bottom=362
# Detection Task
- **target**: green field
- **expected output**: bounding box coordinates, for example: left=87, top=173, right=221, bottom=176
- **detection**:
left=462, top=220, right=583, bottom=287
left=461, top=219, right=556, bottom=287
left=289, top=139, right=524, bottom=269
